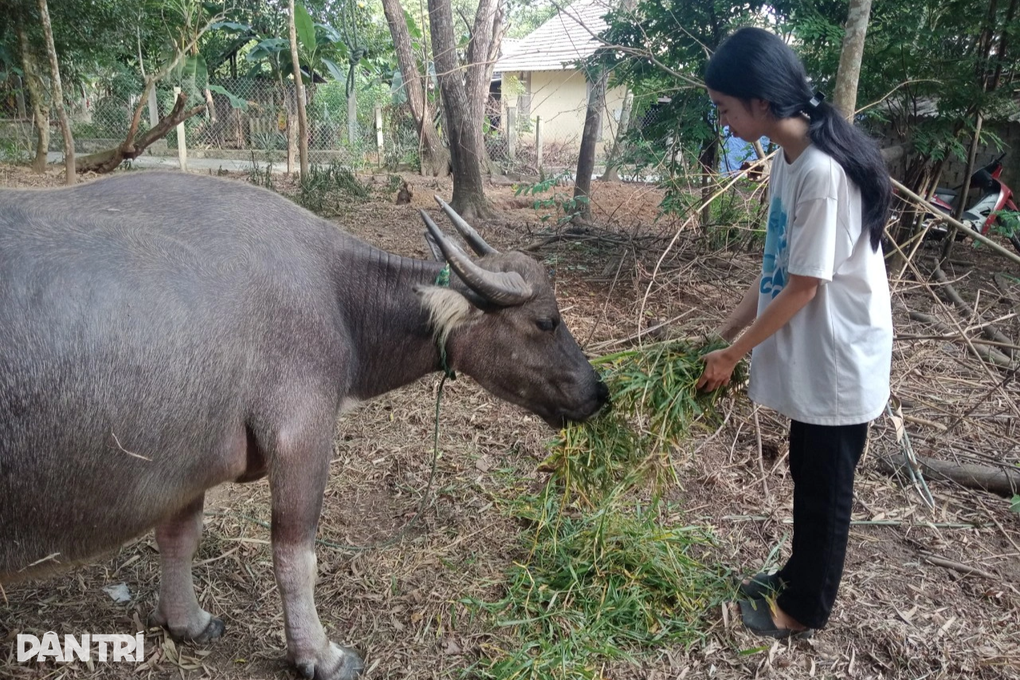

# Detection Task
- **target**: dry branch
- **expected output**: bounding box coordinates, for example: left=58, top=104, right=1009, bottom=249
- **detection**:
left=77, top=92, right=205, bottom=174
left=933, top=267, right=1015, bottom=357
left=73, top=13, right=222, bottom=175
left=922, top=553, right=999, bottom=580
left=879, top=454, right=1020, bottom=497
left=908, top=310, right=1015, bottom=368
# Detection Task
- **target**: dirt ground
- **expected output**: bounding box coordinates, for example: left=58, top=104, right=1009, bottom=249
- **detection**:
left=2, top=163, right=1020, bottom=680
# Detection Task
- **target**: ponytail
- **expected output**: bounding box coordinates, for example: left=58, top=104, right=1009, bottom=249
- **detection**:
left=706, top=27, right=891, bottom=251
left=805, top=99, right=891, bottom=251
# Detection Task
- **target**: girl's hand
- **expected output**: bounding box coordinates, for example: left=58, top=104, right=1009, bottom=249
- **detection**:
left=697, top=348, right=738, bottom=392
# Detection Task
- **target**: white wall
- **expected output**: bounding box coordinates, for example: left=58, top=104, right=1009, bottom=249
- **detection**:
left=508, top=69, right=628, bottom=155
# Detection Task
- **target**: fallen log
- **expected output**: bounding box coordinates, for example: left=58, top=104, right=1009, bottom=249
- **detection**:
left=879, top=454, right=1020, bottom=498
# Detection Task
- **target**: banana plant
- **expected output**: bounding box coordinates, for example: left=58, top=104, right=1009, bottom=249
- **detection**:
left=246, top=4, right=348, bottom=94
left=177, top=50, right=248, bottom=110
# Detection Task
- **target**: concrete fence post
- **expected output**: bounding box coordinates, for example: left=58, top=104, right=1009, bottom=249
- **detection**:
left=173, top=87, right=187, bottom=171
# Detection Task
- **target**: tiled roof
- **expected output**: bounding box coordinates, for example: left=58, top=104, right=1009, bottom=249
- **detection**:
left=496, top=0, right=615, bottom=72
left=501, top=37, right=523, bottom=57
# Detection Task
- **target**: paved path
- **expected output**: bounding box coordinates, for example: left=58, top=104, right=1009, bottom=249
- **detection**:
left=47, top=151, right=284, bottom=173
left=45, top=152, right=632, bottom=182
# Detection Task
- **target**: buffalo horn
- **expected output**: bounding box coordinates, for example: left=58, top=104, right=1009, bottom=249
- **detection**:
left=434, top=196, right=498, bottom=255
left=419, top=209, right=533, bottom=306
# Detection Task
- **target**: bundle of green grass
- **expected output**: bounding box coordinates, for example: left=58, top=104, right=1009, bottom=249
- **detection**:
left=542, top=338, right=746, bottom=500
left=472, top=339, right=746, bottom=680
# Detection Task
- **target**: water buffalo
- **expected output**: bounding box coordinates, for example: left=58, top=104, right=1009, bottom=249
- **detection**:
left=0, top=172, right=608, bottom=679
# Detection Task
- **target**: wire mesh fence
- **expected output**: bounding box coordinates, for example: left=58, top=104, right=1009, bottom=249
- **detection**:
left=1, top=75, right=27, bottom=121
left=1, top=70, right=610, bottom=177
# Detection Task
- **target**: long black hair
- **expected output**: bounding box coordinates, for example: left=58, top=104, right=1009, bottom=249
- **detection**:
left=705, top=27, right=890, bottom=251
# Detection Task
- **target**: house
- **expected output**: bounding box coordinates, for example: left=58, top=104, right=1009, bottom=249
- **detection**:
left=494, top=0, right=627, bottom=157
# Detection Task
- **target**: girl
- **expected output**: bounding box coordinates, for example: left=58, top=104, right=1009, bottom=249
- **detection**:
left=696, top=27, right=892, bottom=638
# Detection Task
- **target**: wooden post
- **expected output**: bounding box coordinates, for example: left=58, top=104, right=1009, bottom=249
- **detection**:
left=288, top=0, right=309, bottom=177
left=535, top=115, right=543, bottom=173
left=38, top=0, right=74, bottom=184
left=348, top=88, right=358, bottom=145
left=174, top=86, right=188, bottom=172
left=375, top=105, right=384, bottom=166
left=506, top=106, right=517, bottom=162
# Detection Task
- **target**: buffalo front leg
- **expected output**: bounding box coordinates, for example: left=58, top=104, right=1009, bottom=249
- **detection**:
left=270, top=433, right=364, bottom=680
left=150, top=494, right=225, bottom=642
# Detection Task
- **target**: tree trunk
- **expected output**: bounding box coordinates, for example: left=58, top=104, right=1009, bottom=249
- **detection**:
left=288, top=0, right=310, bottom=178
left=601, top=90, right=632, bottom=182
left=938, top=0, right=1012, bottom=259
left=573, top=70, right=606, bottom=224
left=991, top=0, right=1020, bottom=90
left=832, top=0, right=873, bottom=120
left=593, top=0, right=636, bottom=185
left=752, top=139, right=767, bottom=161
left=37, top=0, right=74, bottom=184
left=29, top=98, right=50, bottom=174
left=428, top=0, right=503, bottom=218
left=30, top=109, right=49, bottom=171
left=17, top=23, right=50, bottom=173
left=13, top=75, right=27, bottom=119
left=380, top=0, right=449, bottom=176
left=275, top=71, right=296, bottom=176
left=137, top=28, right=164, bottom=150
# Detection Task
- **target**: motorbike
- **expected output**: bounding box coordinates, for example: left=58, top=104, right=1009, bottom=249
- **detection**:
left=925, top=153, right=1020, bottom=254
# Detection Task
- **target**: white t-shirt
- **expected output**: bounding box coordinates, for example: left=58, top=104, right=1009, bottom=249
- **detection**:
left=747, top=144, right=892, bottom=426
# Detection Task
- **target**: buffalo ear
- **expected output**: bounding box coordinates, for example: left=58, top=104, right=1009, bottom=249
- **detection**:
left=423, top=232, right=445, bottom=262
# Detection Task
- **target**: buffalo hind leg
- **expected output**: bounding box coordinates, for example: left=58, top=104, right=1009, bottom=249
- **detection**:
left=149, top=494, right=225, bottom=642
left=270, top=426, right=364, bottom=680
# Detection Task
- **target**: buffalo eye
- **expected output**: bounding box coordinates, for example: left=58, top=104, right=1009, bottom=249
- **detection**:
left=536, top=318, right=558, bottom=332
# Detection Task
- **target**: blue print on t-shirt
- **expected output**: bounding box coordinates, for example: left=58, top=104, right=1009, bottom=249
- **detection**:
left=760, top=197, right=788, bottom=300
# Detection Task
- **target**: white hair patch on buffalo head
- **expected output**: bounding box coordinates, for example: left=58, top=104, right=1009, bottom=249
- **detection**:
left=415, top=285, right=480, bottom=349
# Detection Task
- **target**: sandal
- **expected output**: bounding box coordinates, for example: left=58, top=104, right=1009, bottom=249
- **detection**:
left=738, top=599, right=813, bottom=639
left=737, top=571, right=785, bottom=600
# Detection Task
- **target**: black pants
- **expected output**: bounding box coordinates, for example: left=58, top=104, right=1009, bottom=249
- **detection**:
left=776, top=419, right=868, bottom=630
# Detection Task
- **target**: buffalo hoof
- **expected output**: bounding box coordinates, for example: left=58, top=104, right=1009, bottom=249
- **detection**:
left=189, top=616, right=226, bottom=644
left=293, top=642, right=364, bottom=680
left=148, top=610, right=226, bottom=644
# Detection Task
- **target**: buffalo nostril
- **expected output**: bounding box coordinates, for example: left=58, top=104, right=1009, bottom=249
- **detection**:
left=596, top=380, right=610, bottom=405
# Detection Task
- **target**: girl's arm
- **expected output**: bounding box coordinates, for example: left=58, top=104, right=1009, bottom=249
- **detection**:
left=717, top=275, right=762, bottom=342
left=697, top=273, right=820, bottom=391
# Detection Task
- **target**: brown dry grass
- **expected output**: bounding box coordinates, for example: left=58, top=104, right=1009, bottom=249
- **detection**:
left=1, top=163, right=1019, bottom=680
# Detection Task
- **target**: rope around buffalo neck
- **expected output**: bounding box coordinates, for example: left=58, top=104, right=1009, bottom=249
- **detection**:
left=230, top=268, right=456, bottom=552
left=434, top=264, right=457, bottom=380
